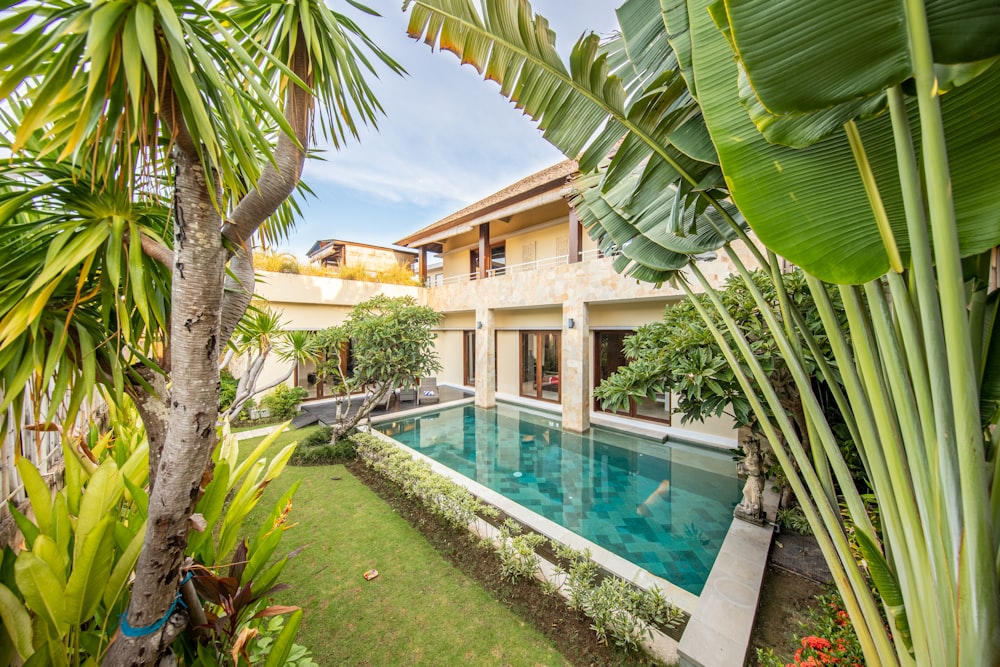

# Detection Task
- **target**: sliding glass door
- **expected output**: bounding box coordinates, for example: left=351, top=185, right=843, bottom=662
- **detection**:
left=593, top=330, right=670, bottom=423
left=520, top=331, right=560, bottom=402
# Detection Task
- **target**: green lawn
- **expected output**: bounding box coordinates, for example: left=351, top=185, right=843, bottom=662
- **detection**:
left=238, top=427, right=571, bottom=666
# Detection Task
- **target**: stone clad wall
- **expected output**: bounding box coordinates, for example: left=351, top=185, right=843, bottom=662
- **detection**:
left=421, top=240, right=761, bottom=438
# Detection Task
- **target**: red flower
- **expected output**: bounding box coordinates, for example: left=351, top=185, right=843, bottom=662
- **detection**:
left=802, top=636, right=833, bottom=651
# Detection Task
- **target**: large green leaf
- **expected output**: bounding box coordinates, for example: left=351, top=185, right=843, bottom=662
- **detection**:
left=103, top=520, right=146, bottom=610
left=725, top=0, right=1000, bottom=115
left=406, top=0, right=738, bottom=287
left=691, top=0, right=1000, bottom=283
left=262, top=609, right=303, bottom=667
left=62, top=516, right=114, bottom=626
left=73, top=460, right=122, bottom=566
left=14, top=459, right=51, bottom=537
left=14, top=552, right=67, bottom=636
left=980, top=290, right=1000, bottom=423
left=0, top=583, right=34, bottom=661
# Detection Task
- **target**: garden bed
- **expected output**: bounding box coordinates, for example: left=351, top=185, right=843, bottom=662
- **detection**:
left=345, top=458, right=666, bottom=667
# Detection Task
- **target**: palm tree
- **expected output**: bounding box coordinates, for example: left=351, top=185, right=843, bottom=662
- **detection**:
left=220, top=308, right=319, bottom=421
left=0, top=1, right=401, bottom=663
left=401, top=0, right=1000, bottom=664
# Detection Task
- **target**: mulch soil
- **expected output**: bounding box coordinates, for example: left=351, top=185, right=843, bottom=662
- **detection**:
left=345, top=459, right=663, bottom=667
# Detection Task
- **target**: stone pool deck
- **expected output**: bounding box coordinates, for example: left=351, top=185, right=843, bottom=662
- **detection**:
left=367, top=399, right=778, bottom=666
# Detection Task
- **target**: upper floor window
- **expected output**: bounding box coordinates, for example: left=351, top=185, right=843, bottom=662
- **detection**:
left=470, top=243, right=506, bottom=278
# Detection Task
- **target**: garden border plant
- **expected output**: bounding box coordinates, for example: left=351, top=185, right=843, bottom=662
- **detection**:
left=351, top=431, right=683, bottom=656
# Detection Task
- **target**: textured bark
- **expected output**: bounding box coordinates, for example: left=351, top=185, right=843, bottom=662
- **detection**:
left=105, top=147, right=224, bottom=666
left=221, top=35, right=311, bottom=249
left=217, top=34, right=312, bottom=346
left=127, top=369, right=169, bottom=490
left=219, top=245, right=254, bottom=347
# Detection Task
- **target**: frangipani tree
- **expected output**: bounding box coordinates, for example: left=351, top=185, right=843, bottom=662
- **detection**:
left=401, top=0, right=1000, bottom=664
left=314, top=295, right=442, bottom=441
left=0, top=1, right=401, bottom=664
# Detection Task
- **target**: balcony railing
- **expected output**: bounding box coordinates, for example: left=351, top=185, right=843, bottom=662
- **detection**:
left=426, top=248, right=615, bottom=288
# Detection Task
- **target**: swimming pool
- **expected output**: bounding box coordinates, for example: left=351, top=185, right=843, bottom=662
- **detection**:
left=377, top=402, right=741, bottom=595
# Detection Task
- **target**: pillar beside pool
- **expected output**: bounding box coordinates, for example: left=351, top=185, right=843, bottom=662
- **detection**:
left=561, top=301, right=589, bottom=433
left=475, top=305, right=496, bottom=409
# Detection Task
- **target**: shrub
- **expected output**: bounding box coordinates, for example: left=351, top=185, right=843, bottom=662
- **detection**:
left=495, top=519, right=547, bottom=581
left=352, top=432, right=497, bottom=529
left=301, top=426, right=334, bottom=448
left=776, top=505, right=814, bottom=535
left=220, top=368, right=238, bottom=411
left=552, top=544, right=681, bottom=651
left=757, top=591, right=864, bottom=667
left=336, top=263, right=371, bottom=281
left=290, top=432, right=357, bottom=466
left=260, top=384, right=309, bottom=420
left=374, top=263, right=419, bottom=285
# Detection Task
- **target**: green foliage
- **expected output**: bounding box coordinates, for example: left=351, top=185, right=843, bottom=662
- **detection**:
left=595, top=269, right=844, bottom=430
left=259, top=385, right=309, bottom=421
left=300, top=426, right=334, bottom=448
left=178, top=421, right=305, bottom=664
left=247, top=615, right=318, bottom=667
left=494, top=520, right=546, bottom=582
left=289, top=437, right=356, bottom=466
left=352, top=432, right=496, bottom=529
left=220, top=369, right=238, bottom=412
left=0, top=405, right=149, bottom=665
left=551, top=544, right=681, bottom=651
left=316, top=296, right=442, bottom=436
left=757, top=592, right=865, bottom=667
left=776, top=506, right=814, bottom=536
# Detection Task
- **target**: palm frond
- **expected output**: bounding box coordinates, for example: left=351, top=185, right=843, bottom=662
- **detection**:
left=404, top=0, right=743, bottom=284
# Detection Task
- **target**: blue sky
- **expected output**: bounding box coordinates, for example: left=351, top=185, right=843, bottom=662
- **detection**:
left=282, top=1, right=623, bottom=257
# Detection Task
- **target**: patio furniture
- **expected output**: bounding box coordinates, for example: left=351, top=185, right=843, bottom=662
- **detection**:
left=398, top=384, right=417, bottom=404
left=417, top=377, right=440, bottom=405
left=367, top=384, right=393, bottom=410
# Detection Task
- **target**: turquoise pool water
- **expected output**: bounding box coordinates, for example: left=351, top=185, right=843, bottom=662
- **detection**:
left=377, top=402, right=741, bottom=595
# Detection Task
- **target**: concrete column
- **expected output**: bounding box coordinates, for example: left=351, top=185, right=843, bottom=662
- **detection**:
left=561, top=300, right=590, bottom=432
left=475, top=306, right=496, bottom=408
left=568, top=207, right=583, bottom=263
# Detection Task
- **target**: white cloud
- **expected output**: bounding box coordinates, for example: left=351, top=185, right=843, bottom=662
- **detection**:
left=292, top=0, right=621, bottom=251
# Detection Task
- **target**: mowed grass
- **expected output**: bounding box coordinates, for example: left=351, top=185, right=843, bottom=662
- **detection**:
left=239, top=426, right=571, bottom=666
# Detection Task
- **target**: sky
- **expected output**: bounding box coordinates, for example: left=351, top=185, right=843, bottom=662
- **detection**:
left=282, top=0, right=623, bottom=257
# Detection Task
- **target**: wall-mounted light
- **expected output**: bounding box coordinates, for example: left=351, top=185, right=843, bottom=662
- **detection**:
left=567, top=318, right=575, bottom=329
left=476, top=321, right=483, bottom=329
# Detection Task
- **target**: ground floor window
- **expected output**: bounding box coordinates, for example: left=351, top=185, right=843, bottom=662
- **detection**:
left=593, top=330, right=671, bottom=424
left=463, top=330, right=476, bottom=387
left=520, top=331, right=560, bottom=402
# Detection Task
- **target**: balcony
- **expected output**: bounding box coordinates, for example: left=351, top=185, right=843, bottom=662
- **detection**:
left=427, top=248, right=609, bottom=288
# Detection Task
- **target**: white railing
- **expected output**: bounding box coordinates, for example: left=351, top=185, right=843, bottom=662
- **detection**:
left=2, top=385, right=74, bottom=513
left=426, top=248, right=617, bottom=288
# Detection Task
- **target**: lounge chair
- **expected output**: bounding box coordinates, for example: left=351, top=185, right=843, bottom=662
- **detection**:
left=398, top=384, right=417, bottom=404
left=417, top=377, right=440, bottom=405
left=366, top=384, right=393, bottom=410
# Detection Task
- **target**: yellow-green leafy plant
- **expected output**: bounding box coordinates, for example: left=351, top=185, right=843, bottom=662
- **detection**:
left=0, top=408, right=149, bottom=665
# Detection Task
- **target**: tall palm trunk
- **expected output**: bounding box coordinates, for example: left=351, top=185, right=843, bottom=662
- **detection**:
left=105, top=148, right=225, bottom=665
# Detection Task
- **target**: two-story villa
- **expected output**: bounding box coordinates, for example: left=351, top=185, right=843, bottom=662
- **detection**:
left=394, top=159, right=758, bottom=443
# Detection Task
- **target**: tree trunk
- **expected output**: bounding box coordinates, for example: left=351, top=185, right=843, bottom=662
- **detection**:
left=105, top=148, right=224, bottom=666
